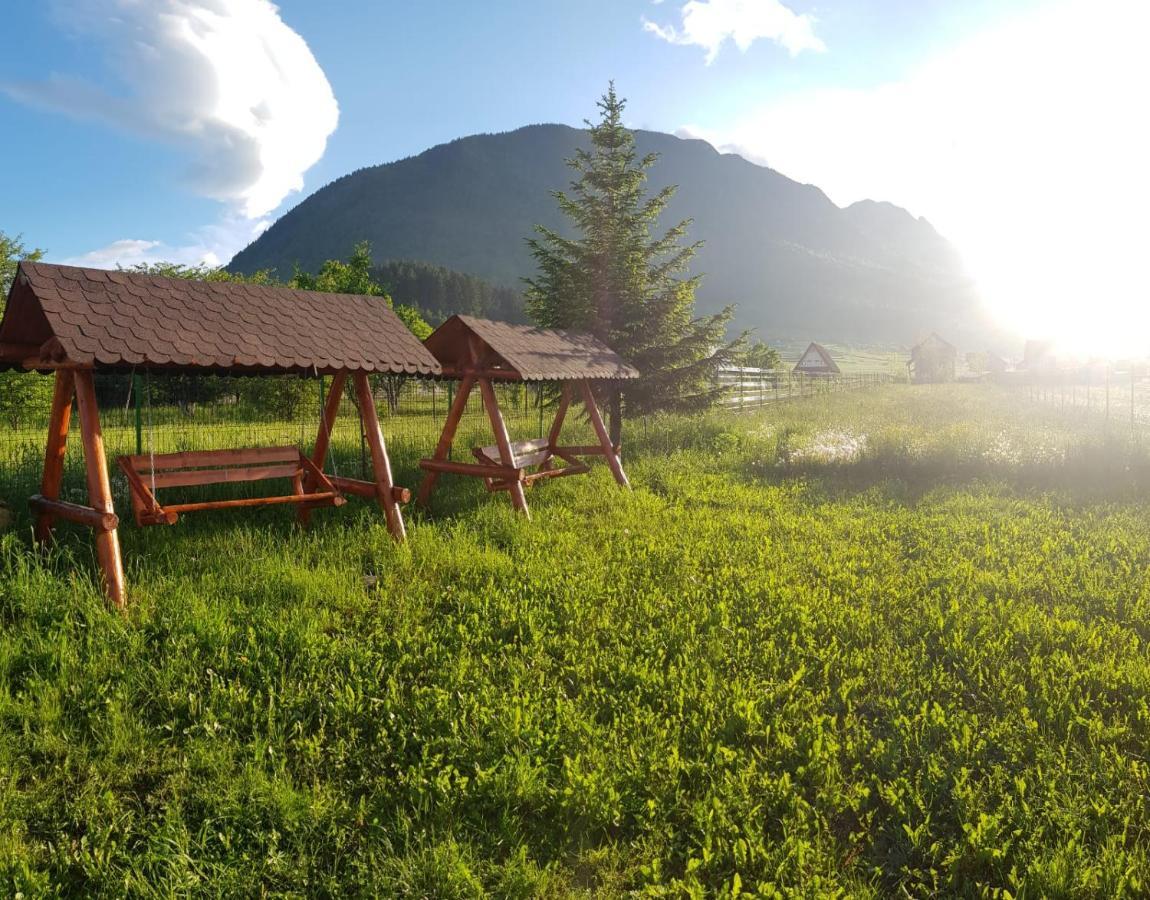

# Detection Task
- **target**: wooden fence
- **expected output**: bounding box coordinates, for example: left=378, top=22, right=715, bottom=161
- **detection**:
left=717, top=367, right=899, bottom=410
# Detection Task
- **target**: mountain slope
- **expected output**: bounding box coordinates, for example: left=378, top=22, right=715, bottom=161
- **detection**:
left=230, top=124, right=988, bottom=345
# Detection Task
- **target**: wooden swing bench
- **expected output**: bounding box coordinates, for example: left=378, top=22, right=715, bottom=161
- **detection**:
left=115, top=446, right=348, bottom=527
left=417, top=315, right=639, bottom=515
left=2, top=261, right=441, bottom=606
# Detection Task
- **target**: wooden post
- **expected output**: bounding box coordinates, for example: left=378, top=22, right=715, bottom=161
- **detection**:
left=73, top=370, right=126, bottom=608
left=311, top=372, right=348, bottom=473
left=353, top=372, right=405, bottom=541
left=35, top=369, right=75, bottom=545
left=539, top=383, right=572, bottom=471
left=416, top=374, right=475, bottom=507
left=579, top=380, right=630, bottom=489
left=299, top=371, right=347, bottom=525
left=479, top=377, right=529, bottom=515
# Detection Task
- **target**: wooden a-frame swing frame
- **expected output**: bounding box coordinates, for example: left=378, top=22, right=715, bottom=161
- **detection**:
left=3, top=261, right=443, bottom=608
left=417, top=331, right=631, bottom=517
left=34, top=369, right=412, bottom=607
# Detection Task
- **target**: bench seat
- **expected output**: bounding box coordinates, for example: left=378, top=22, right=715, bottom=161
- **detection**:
left=471, top=437, right=551, bottom=470
left=469, top=437, right=593, bottom=492
left=116, top=445, right=345, bottom=526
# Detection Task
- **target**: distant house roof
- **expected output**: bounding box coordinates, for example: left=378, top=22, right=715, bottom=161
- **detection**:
left=910, top=332, right=957, bottom=357
left=0, top=262, right=442, bottom=376
left=792, top=342, right=840, bottom=375
left=423, top=314, right=639, bottom=381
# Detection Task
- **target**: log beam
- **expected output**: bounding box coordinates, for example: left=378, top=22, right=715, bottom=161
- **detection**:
left=73, top=369, right=127, bottom=608
left=34, top=369, right=75, bottom=544
left=354, top=372, right=406, bottom=541
left=479, top=377, right=529, bottom=515
left=579, top=380, right=630, bottom=489
left=539, top=383, right=572, bottom=472
left=300, top=372, right=347, bottom=525
left=416, top=374, right=475, bottom=507
left=418, top=458, right=525, bottom=480
left=329, top=475, right=411, bottom=504
left=28, top=495, right=118, bottom=532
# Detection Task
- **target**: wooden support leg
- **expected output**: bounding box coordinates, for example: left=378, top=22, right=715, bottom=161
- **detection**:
left=479, top=378, right=530, bottom=516
left=35, top=370, right=75, bottom=545
left=539, top=383, right=571, bottom=472
left=579, top=380, right=630, bottom=489
left=73, top=370, right=127, bottom=608
left=416, top=375, right=475, bottom=507
left=354, top=373, right=405, bottom=541
left=300, top=372, right=347, bottom=525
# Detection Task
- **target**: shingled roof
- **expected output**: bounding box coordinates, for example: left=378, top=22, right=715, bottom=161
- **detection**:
left=423, top=315, right=639, bottom=381
left=0, top=262, right=442, bottom=376
left=792, top=342, right=841, bottom=375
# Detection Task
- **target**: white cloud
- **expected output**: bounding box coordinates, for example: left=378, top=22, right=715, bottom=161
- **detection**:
left=62, top=240, right=169, bottom=269
left=676, top=0, right=1150, bottom=356
left=60, top=215, right=271, bottom=269
left=7, top=0, right=338, bottom=267
left=644, top=0, right=825, bottom=63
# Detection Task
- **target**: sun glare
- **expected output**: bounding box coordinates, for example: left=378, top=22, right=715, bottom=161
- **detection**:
left=702, top=0, right=1150, bottom=359
left=911, top=0, right=1150, bottom=360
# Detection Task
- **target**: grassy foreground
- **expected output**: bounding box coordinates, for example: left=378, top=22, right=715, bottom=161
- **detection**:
left=2, top=386, right=1149, bottom=896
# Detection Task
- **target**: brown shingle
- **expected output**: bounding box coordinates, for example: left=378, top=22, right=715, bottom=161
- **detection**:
left=0, top=262, right=442, bottom=376
left=424, top=314, right=639, bottom=381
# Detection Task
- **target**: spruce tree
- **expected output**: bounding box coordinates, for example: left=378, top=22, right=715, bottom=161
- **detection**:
left=525, top=84, right=744, bottom=443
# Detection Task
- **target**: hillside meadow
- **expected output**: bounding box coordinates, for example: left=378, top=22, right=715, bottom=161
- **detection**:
left=1, top=385, right=1149, bottom=896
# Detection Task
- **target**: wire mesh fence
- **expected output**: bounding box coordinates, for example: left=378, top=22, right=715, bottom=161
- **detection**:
left=0, top=366, right=906, bottom=517
left=717, top=367, right=899, bottom=410
left=1008, top=367, right=1150, bottom=433
left=0, top=372, right=599, bottom=515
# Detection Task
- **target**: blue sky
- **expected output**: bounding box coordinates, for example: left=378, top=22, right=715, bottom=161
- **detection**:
left=2, top=0, right=1146, bottom=353
left=2, top=0, right=1040, bottom=262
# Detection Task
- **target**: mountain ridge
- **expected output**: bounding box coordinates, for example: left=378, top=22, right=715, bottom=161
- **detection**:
left=229, top=123, right=991, bottom=346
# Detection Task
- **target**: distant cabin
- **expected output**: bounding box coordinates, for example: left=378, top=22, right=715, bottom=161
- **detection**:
left=908, top=332, right=957, bottom=384
left=792, top=342, right=840, bottom=376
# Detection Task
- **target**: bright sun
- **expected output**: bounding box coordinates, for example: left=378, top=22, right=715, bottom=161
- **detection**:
left=903, top=0, right=1150, bottom=360
left=704, top=0, right=1150, bottom=359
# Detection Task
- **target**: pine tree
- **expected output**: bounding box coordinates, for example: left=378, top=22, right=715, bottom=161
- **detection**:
left=525, top=84, right=744, bottom=443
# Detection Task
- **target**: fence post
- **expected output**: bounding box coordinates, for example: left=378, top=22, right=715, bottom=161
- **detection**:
left=447, top=382, right=455, bottom=460
left=133, top=371, right=143, bottom=456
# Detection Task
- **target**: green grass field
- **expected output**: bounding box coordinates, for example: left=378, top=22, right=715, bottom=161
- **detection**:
left=2, top=385, right=1149, bottom=896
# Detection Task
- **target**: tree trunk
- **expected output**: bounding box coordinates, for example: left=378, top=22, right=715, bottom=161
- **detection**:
left=608, top=387, right=623, bottom=447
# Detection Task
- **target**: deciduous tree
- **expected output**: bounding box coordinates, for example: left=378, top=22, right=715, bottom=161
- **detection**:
left=0, top=231, right=52, bottom=429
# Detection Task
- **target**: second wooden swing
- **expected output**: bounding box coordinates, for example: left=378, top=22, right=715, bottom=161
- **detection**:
left=417, top=315, right=640, bottom=516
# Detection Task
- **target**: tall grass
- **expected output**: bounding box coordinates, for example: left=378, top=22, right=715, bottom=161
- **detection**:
left=1, top=385, right=1148, bottom=895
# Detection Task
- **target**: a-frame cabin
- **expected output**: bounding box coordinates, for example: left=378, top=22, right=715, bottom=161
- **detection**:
left=792, top=342, right=841, bottom=376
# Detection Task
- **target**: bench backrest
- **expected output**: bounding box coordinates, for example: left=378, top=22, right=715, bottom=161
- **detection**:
left=120, top=446, right=303, bottom=490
